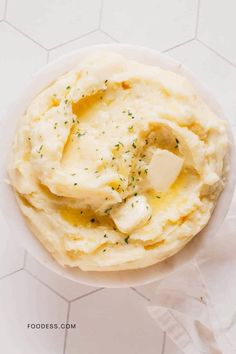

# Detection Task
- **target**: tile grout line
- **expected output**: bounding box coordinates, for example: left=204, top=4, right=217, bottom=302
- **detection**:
left=63, top=302, right=71, bottom=354
left=161, top=332, right=166, bottom=354
left=196, top=38, right=236, bottom=69
left=0, top=267, right=24, bottom=281
left=3, top=0, right=8, bottom=19
left=25, top=268, right=69, bottom=302
left=98, top=0, right=104, bottom=29
left=194, top=0, right=201, bottom=38
left=162, top=37, right=195, bottom=53
left=49, top=28, right=98, bottom=51
left=71, top=287, right=104, bottom=303
left=99, top=29, right=120, bottom=43
left=4, top=20, right=48, bottom=51
left=131, top=287, right=151, bottom=302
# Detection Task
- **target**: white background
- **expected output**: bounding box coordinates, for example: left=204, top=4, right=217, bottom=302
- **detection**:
left=0, top=1, right=236, bottom=353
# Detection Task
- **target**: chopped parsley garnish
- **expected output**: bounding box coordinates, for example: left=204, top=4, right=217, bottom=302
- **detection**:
left=132, top=141, right=137, bottom=149
left=66, top=85, right=71, bottom=90
left=175, top=138, right=179, bottom=148
left=104, top=79, right=108, bottom=84
left=76, top=132, right=86, bottom=138
left=37, top=145, right=43, bottom=154
left=124, top=236, right=130, bottom=244
left=114, top=141, right=124, bottom=149
left=155, top=195, right=161, bottom=199
left=104, top=207, right=112, bottom=214
left=74, top=183, right=78, bottom=186
left=127, top=110, right=135, bottom=119
left=103, top=234, right=108, bottom=238
left=128, top=126, right=133, bottom=132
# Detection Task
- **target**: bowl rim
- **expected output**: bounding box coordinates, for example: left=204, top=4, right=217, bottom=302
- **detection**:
left=1, top=43, right=236, bottom=288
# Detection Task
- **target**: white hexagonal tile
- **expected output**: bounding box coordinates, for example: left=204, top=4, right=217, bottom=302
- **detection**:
left=66, top=288, right=164, bottom=354
left=166, top=40, right=236, bottom=127
left=0, top=213, right=24, bottom=279
left=165, top=335, right=183, bottom=354
left=49, top=30, right=115, bottom=62
left=0, top=0, right=5, bottom=19
left=0, top=270, right=68, bottom=354
left=25, top=253, right=99, bottom=301
left=101, top=0, right=198, bottom=51
left=0, top=22, right=47, bottom=112
left=198, top=0, right=236, bottom=66
left=7, top=0, right=101, bottom=49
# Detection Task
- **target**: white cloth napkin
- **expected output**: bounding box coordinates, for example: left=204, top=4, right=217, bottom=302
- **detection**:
left=147, top=214, right=236, bottom=354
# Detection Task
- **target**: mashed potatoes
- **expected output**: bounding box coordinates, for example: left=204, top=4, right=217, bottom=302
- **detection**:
left=8, top=52, right=229, bottom=271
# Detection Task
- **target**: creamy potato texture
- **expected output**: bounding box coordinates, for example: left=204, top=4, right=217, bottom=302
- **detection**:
left=8, top=52, right=228, bottom=271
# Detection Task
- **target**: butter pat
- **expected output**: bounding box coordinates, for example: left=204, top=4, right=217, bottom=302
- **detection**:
left=148, top=149, right=183, bottom=192
left=111, top=195, right=152, bottom=234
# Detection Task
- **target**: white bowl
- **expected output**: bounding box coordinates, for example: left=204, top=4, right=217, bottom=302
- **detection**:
left=0, top=44, right=235, bottom=288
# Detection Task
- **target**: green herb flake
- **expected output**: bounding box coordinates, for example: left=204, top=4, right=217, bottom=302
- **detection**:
left=77, top=132, right=86, bottom=138
left=128, top=126, right=133, bottom=132
left=37, top=145, right=43, bottom=154
left=175, top=138, right=179, bottom=148
left=104, top=207, right=112, bottom=214
left=127, top=110, right=133, bottom=116
left=66, top=85, right=71, bottom=90
left=124, top=236, right=130, bottom=244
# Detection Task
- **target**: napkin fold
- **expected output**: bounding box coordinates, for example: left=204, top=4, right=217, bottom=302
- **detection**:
left=147, top=216, right=236, bottom=354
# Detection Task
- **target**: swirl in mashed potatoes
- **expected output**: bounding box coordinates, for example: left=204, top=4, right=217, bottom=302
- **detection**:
left=8, top=52, right=228, bottom=271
